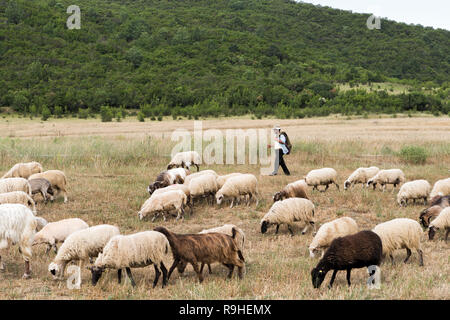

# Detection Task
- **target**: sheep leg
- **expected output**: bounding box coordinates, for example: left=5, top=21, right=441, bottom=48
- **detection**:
left=301, top=225, right=309, bottom=235
left=423, top=197, right=427, bottom=205
left=195, top=164, right=199, bottom=172
left=53, top=244, right=58, bottom=253
left=226, top=264, right=235, bottom=279
left=390, top=254, right=395, bottom=265
left=275, top=224, right=280, bottom=234
left=167, top=258, right=180, bottom=280
left=117, top=269, right=122, bottom=284
left=346, top=269, right=351, bottom=286
left=191, top=262, right=204, bottom=283
left=445, top=228, right=449, bottom=242
left=208, top=264, right=212, bottom=274
left=160, top=262, right=168, bottom=288
left=0, top=255, right=4, bottom=271
left=126, top=267, right=136, bottom=287
left=417, top=249, right=424, bottom=266
left=328, top=270, right=338, bottom=288
left=152, top=264, right=161, bottom=288
left=23, top=260, right=31, bottom=279
left=45, top=244, right=52, bottom=254
left=200, top=263, right=205, bottom=274
left=230, top=198, right=235, bottom=209
left=404, top=248, right=412, bottom=263
left=335, top=183, right=340, bottom=190
left=288, top=225, right=295, bottom=236
left=40, top=188, right=47, bottom=202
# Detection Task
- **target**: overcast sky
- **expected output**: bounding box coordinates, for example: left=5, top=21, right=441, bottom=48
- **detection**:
left=299, top=0, right=450, bottom=30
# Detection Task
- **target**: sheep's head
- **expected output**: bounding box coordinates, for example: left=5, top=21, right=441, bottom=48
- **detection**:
left=176, top=261, right=188, bottom=274
left=343, top=180, right=351, bottom=190
left=138, top=210, right=146, bottom=221
left=428, top=226, right=437, bottom=240
left=273, top=192, right=283, bottom=202
left=311, top=267, right=327, bottom=288
left=47, top=185, right=54, bottom=196
left=260, top=221, right=270, bottom=234
left=309, top=246, right=319, bottom=258
left=89, top=266, right=105, bottom=286
left=48, top=262, right=60, bottom=279
left=216, top=193, right=224, bottom=205
left=167, top=163, right=177, bottom=170
left=147, top=181, right=163, bottom=195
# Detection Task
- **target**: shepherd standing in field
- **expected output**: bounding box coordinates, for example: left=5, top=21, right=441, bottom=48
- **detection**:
left=269, top=125, right=291, bottom=176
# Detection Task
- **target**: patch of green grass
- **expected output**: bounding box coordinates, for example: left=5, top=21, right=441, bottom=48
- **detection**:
left=398, top=145, right=428, bottom=164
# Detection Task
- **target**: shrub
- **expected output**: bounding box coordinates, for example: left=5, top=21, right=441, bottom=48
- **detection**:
left=398, top=146, right=428, bottom=164
left=100, top=106, right=113, bottom=122
left=41, top=106, right=51, bottom=121
left=137, top=111, right=145, bottom=122
left=78, top=108, right=89, bottom=119
left=157, top=116, right=163, bottom=121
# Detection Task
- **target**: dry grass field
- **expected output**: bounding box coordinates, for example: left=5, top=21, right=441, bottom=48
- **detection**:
left=0, top=115, right=449, bottom=300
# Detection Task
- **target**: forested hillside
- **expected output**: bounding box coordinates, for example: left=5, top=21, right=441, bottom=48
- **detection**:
left=1, top=0, right=449, bottom=119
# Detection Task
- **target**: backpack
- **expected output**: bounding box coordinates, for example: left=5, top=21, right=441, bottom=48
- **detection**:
left=280, top=131, right=292, bottom=155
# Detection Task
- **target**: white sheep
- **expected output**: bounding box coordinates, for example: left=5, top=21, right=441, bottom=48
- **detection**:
left=372, top=218, right=423, bottom=266
left=366, top=169, right=405, bottom=191
left=429, top=177, right=450, bottom=199
left=189, top=173, right=219, bottom=205
left=167, top=151, right=201, bottom=171
left=0, top=191, right=36, bottom=214
left=48, top=224, right=120, bottom=280
left=216, top=174, right=258, bottom=208
left=0, top=204, right=37, bottom=278
left=33, top=218, right=89, bottom=253
left=139, top=190, right=187, bottom=222
left=273, top=179, right=308, bottom=202
left=396, top=179, right=431, bottom=207
left=151, top=183, right=192, bottom=214
left=29, top=170, right=68, bottom=203
left=305, top=168, right=340, bottom=192
left=183, top=169, right=218, bottom=186
left=309, top=217, right=359, bottom=258
left=428, top=207, right=450, bottom=242
left=261, top=198, right=315, bottom=236
left=89, top=231, right=171, bottom=288
left=216, top=173, right=243, bottom=189
left=0, top=178, right=31, bottom=195
left=1, top=161, right=43, bottom=179
left=344, top=166, right=380, bottom=190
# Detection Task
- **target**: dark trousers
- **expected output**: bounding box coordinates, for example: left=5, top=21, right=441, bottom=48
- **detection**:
left=272, top=149, right=290, bottom=175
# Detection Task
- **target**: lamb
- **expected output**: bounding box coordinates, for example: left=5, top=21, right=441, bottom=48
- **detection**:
left=138, top=190, right=187, bottom=222
left=429, top=177, right=450, bottom=199
left=372, top=218, right=424, bottom=266
left=216, top=173, right=243, bottom=189
left=261, top=198, right=315, bottom=236
left=0, top=204, right=38, bottom=278
left=1, top=161, right=43, bottom=179
left=28, top=178, right=54, bottom=202
left=0, top=178, right=31, bottom=195
left=311, top=230, right=382, bottom=288
left=183, top=170, right=218, bottom=186
left=154, top=226, right=245, bottom=283
left=309, top=217, right=359, bottom=258
left=428, top=207, right=450, bottom=241
left=89, top=231, right=171, bottom=288
left=48, top=224, right=120, bottom=280
left=396, top=179, right=431, bottom=207
left=147, top=168, right=189, bottom=195
left=167, top=151, right=201, bottom=171
left=366, top=169, right=405, bottom=191
left=273, top=179, right=308, bottom=202
left=28, top=170, right=68, bottom=203
left=176, top=224, right=246, bottom=275
left=189, top=173, right=219, bottom=205
left=0, top=191, right=37, bottom=214
left=305, top=168, right=340, bottom=192
left=33, top=218, right=89, bottom=253
left=215, top=174, right=258, bottom=208
left=343, top=166, right=380, bottom=190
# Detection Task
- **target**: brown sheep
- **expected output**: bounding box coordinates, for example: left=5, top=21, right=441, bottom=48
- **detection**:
left=153, top=226, right=245, bottom=283
left=273, top=179, right=308, bottom=202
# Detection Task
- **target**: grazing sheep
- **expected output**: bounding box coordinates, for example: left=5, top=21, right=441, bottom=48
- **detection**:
left=430, top=195, right=450, bottom=208
left=366, top=169, right=405, bottom=191
left=273, top=179, right=308, bottom=202
left=305, top=168, right=339, bottom=192
left=29, top=178, right=54, bottom=203
left=0, top=178, right=31, bottom=195
left=167, top=151, right=201, bottom=171
left=183, top=170, right=218, bottom=186
left=215, top=174, right=258, bottom=208
left=151, top=184, right=193, bottom=214
left=48, top=224, right=120, bottom=280
left=429, top=178, right=450, bottom=199
left=177, top=224, right=246, bottom=275
left=372, top=218, right=424, bottom=266
left=1, top=161, right=43, bottom=179
left=311, top=230, right=382, bottom=288
left=309, top=217, right=359, bottom=258
left=343, top=166, right=380, bottom=190
left=189, top=174, right=219, bottom=205
left=89, top=231, right=171, bottom=288
left=397, top=179, right=431, bottom=207
left=139, top=190, right=187, bottom=222
left=154, top=226, right=245, bottom=283
left=428, top=207, right=450, bottom=241
left=0, top=191, right=36, bottom=214
left=419, top=205, right=443, bottom=228
left=33, top=218, right=89, bottom=253
left=0, top=204, right=37, bottom=278
left=216, top=173, right=243, bottom=189
left=29, top=170, right=68, bottom=203
left=261, top=198, right=315, bottom=236
left=147, top=168, right=189, bottom=195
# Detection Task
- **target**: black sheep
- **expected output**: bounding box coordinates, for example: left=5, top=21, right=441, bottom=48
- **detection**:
left=311, top=230, right=382, bottom=288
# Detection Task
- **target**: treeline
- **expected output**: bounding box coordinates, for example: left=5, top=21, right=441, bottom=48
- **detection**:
left=0, top=0, right=449, bottom=118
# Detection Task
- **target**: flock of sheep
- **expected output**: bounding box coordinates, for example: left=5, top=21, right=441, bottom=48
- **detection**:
left=0, top=151, right=449, bottom=291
